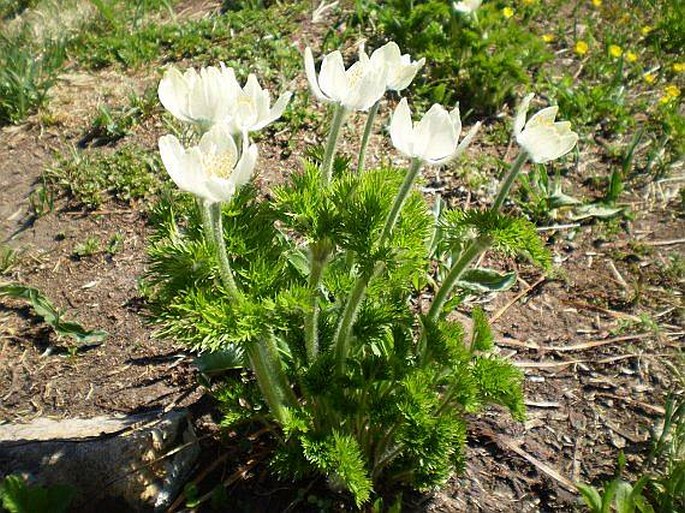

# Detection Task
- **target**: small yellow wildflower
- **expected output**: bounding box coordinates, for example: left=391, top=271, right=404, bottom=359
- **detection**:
left=673, top=63, right=685, bottom=73
left=574, top=41, right=589, bottom=56
left=503, top=6, right=514, bottom=18
left=664, top=84, right=680, bottom=98
left=608, top=45, right=623, bottom=58
left=626, top=51, right=638, bottom=63
left=659, top=85, right=680, bottom=104
left=641, top=25, right=653, bottom=37
left=592, top=0, right=602, bottom=7
left=542, top=33, right=555, bottom=43
left=522, top=0, right=535, bottom=4
left=643, top=72, right=656, bottom=84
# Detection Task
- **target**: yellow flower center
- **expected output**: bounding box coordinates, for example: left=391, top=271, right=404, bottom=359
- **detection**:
left=205, top=149, right=237, bottom=179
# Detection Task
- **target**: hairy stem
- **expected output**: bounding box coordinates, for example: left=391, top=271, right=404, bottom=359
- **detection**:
left=356, top=100, right=380, bottom=174
left=209, top=202, right=240, bottom=300
left=304, top=241, right=331, bottom=363
left=426, top=151, right=529, bottom=322
left=321, top=104, right=347, bottom=185
left=333, top=158, right=423, bottom=375
left=427, top=236, right=491, bottom=323
left=491, top=150, right=529, bottom=211
left=199, top=199, right=215, bottom=250
left=333, top=262, right=384, bottom=375
left=379, top=158, right=422, bottom=244
left=245, top=335, right=294, bottom=425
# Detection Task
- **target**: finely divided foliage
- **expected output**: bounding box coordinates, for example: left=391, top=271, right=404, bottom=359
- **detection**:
left=147, top=40, right=577, bottom=506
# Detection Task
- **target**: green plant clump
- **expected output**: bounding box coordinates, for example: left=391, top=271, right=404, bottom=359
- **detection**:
left=45, top=144, right=167, bottom=209
left=142, top=32, right=574, bottom=507
left=147, top=160, right=540, bottom=505
left=350, top=0, right=550, bottom=113
left=71, top=1, right=305, bottom=81
left=0, top=29, right=66, bottom=125
left=0, top=475, right=74, bottom=513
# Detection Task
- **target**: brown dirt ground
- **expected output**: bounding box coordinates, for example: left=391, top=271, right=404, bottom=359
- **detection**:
left=1, top=2, right=683, bottom=512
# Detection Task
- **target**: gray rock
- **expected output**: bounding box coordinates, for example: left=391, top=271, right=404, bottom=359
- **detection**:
left=0, top=410, right=199, bottom=512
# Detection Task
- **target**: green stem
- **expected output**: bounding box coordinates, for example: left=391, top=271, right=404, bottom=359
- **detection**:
left=425, top=151, right=529, bottom=322
left=379, top=158, right=422, bottom=245
left=321, top=104, right=347, bottom=185
left=209, top=202, right=240, bottom=300
left=245, top=337, right=293, bottom=425
left=199, top=199, right=215, bottom=250
left=356, top=100, right=380, bottom=174
left=333, top=158, right=423, bottom=375
left=333, top=262, right=384, bottom=375
left=427, top=236, right=491, bottom=323
left=492, top=150, right=529, bottom=212
left=304, top=241, right=331, bottom=363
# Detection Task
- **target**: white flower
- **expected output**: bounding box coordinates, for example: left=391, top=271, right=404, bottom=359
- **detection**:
left=229, top=74, right=292, bottom=135
left=158, top=123, right=258, bottom=204
left=514, top=93, right=578, bottom=163
left=158, top=64, right=238, bottom=127
left=304, top=46, right=388, bottom=111
left=453, top=0, right=482, bottom=15
left=389, top=98, right=481, bottom=165
left=360, top=41, right=425, bottom=92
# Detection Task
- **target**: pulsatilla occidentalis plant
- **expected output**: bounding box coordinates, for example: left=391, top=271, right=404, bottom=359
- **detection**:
left=146, top=41, right=577, bottom=507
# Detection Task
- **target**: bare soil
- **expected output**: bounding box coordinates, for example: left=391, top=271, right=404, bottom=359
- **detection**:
left=1, top=2, right=683, bottom=512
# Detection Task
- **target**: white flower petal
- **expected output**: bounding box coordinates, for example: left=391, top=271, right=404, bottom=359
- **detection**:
left=525, top=105, right=559, bottom=129
left=343, top=63, right=387, bottom=110
left=204, top=175, right=236, bottom=203
left=413, top=104, right=458, bottom=163
left=199, top=123, right=238, bottom=162
left=304, top=47, right=327, bottom=102
left=387, top=57, right=425, bottom=91
left=370, top=41, right=401, bottom=68
left=254, top=90, right=291, bottom=130
left=390, top=98, right=414, bottom=157
left=159, top=134, right=190, bottom=190
left=449, top=104, right=463, bottom=140
left=231, top=142, right=259, bottom=190
left=518, top=125, right=577, bottom=163
left=514, top=92, right=535, bottom=135
left=319, top=50, right=347, bottom=102
left=158, top=67, right=193, bottom=123
left=453, top=121, right=481, bottom=159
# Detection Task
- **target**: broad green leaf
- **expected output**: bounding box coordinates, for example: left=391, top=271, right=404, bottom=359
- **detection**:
left=571, top=204, right=624, bottom=221
left=456, top=268, right=516, bottom=293
left=576, top=483, right=603, bottom=513
left=0, top=475, right=74, bottom=513
left=194, top=348, right=245, bottom=373
left=615, top=480, right=634, bottom=513
left=0, top=282, right=107, bottom=346
left=284, top=246, right=310, bottom=277
left=633, top=495, right=655, bottom=513
left=602, top=479, right=620, bottom=513
left=549, top=190, right=582, bottom=209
